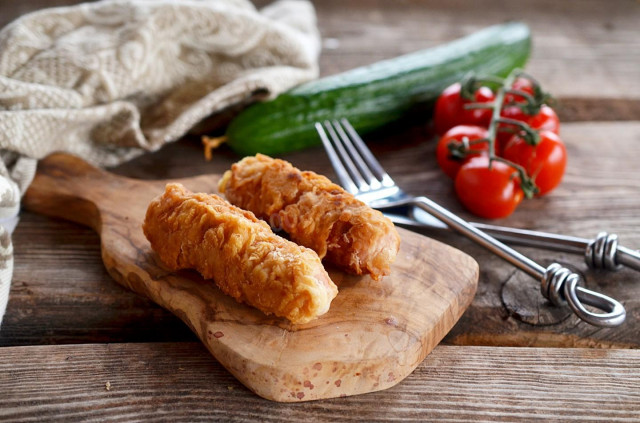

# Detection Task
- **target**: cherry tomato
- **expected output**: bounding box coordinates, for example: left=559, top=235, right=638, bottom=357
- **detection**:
left=502, top=130, right=567, bottom=196
left=454, top=156, right=524, bottom=219
left=529, top=104, right=560, bottom=133
left=504, top=77, right=535, bottom=105
left=436, top=125, right=491, bottom=179
left=433, top=82, right=495, bottom=135
left=497, top=104, right=560, bottom=153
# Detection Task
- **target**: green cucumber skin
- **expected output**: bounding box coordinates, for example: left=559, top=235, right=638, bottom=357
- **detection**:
left=226, top=22, right=531, bottom=156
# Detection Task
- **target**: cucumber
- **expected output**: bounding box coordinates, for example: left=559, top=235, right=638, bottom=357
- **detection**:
left=224, top=22, right=531, bottom=156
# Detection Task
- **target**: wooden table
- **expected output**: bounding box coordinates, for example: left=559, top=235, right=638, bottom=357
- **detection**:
left=2, top=0, right=639, bottom=420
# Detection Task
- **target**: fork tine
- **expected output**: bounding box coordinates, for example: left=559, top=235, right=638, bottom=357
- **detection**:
left=340, top=118, right=395, bottom=187
left=331, top=120, right=381, bottom=190
left=314, top=122, right=359, bottom=194
left=323, top=121, right=370, bottom=191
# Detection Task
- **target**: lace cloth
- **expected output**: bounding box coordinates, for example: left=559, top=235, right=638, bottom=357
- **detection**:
left=0, top=0, right=321, bottom=325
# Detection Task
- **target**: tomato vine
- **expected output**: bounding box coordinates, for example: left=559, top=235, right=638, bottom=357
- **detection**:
left=433, top=69, right=566, bottom=218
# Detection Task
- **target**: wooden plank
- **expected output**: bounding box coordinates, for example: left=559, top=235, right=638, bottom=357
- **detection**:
left=312, top=0, right=640, bottom=102
left=440, top=122, right=640, bottom=347
left=0, top=342, right=638, bottom=421
left=2, top=0, right=640, bottom=348
left=3, top=212, right=197, bottom=346
left=0, top=0, right=639, bottom=118
left=6, top=121, right=640, bottom=348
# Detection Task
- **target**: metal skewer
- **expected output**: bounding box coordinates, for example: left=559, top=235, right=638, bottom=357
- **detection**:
left=384, top=206, right=640, bottom=272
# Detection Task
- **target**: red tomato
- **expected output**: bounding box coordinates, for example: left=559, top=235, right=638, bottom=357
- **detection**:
left=497, top=105, right=560, bottom=153
left=529, top=105, right=560, bottom=133
left=433, top=82, right=495, bottom=135
left=504, top=77, right=535, bottom=105
left=436, top=125, right=491, bottom=179
left=454, top=156, right=524, bottom=219
left=502, top=130, right=567, bottom=196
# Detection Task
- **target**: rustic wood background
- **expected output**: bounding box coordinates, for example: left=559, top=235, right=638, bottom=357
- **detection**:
left=2, top=342, right=638, bottom=421
left=1, top=0, right=639, bottom=420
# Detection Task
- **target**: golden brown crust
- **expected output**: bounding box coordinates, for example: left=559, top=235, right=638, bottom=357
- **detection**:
left=218, top=154, right=401, bottom=280
left=142, top=183, right=338, bottom=324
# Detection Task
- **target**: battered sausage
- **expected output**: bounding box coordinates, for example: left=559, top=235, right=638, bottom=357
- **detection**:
left=218, top=154, right=401, bottom=280
left=143, top=183, right=338, bottom=324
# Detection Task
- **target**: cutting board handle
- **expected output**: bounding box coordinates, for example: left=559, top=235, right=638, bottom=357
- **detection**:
left=23, top=153, right=125, bottom=232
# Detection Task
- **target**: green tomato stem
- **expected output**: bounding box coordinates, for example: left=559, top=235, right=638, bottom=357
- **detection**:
left=491, top=156, right=539, bottom=198
left=486, top=69, right=539, bottom=197
left=450, top=69, right=543, bottom=198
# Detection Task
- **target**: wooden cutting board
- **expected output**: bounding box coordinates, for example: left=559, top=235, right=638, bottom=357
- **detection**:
left=22, top=153, right=479, bottom=402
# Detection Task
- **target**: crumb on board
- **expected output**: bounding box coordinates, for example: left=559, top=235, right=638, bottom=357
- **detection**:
left=227, top=386, right=234, bottom=391
left=105, top=381, right=111, bottom=391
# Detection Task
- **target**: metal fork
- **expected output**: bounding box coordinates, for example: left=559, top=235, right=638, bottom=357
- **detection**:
left=316, top=119, right=626, bottom=327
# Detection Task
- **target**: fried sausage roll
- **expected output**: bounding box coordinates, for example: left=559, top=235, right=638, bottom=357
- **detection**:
left=143, top=183, right=338, bottom=324
left=218, top=154, right=401, bottom=280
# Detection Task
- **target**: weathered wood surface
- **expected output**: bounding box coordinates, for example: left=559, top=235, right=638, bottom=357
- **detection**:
left=6, top=122, right=639, bottom=348
left=1, top=0, right=639, bottom=109
left=1, top=0, right=640, bottom=416
left=21, top=153, right=478, bottom=401
left=1, top=342, right=638, bottom=421
left=314, top=0, right=640, bottom=103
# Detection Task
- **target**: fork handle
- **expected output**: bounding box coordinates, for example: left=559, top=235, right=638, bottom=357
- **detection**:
left=410, top=196, right=626, bottom=327
left=408, top=207, right=640, bottom=272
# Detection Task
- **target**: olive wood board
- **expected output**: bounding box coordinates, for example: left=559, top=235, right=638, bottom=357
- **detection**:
left=22, top=153, right=479, bottom=402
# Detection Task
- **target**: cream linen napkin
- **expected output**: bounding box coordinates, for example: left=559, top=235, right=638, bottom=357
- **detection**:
left=0, top=0, right=321, bottom=325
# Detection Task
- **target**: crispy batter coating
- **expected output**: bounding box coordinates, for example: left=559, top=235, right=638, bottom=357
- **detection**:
left=142, top=183, right=338, bottom=324
left=218, top=154, right=401, bottom=280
